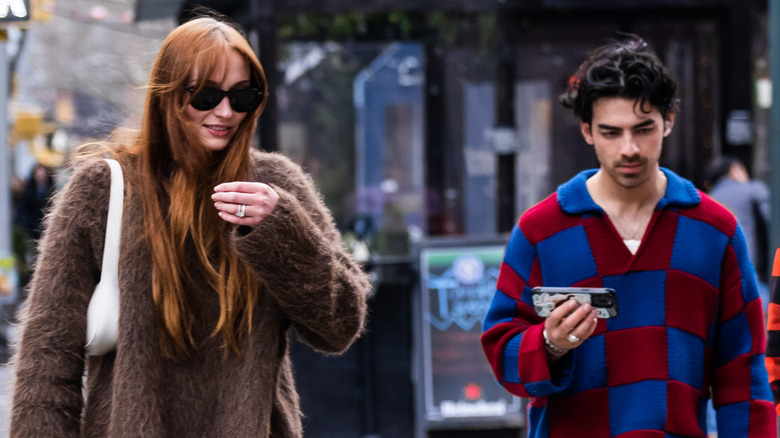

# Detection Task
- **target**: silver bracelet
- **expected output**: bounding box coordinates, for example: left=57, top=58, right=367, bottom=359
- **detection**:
left=543, top=329, right=569, bottom=356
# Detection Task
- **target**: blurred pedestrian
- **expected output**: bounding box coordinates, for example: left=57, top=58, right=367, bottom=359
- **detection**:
left=10, top=175, right=25, bottom=228
left=2, top=177, right=28, bottom=361
left=481, top=36, right=775, bottom=437
left=10, top=14, right=370, bottom=437
left=10, top=175, right=30, bottom=285
left=705, top=157, right=770, bottom=284
left=20, top=163, right=55, bottom=242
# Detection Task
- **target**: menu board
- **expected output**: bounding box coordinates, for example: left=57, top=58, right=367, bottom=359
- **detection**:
left=417, top=242, right=523, bottom=425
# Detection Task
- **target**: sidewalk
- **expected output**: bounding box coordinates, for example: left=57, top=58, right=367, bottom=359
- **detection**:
left=0, top=362, right=11, bottom=438
left=0, top=323, right=16, bottom=438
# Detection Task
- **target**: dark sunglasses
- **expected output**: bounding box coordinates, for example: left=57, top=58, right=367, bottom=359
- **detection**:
left=185, top=86, right=263, bottom=113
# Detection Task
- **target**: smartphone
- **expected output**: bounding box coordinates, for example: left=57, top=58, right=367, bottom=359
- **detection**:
left=531, top=286, right=619, bottom=319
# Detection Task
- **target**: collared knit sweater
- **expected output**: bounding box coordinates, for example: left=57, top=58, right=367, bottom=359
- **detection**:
left=9, top=148, right=371, bottom=437
left=482, top=168, right=775, bottom=438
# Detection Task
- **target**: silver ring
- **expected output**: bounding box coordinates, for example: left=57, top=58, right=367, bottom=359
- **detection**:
left=235, top=204, right=246, bottom=218
left=567, top=334, right=580, bottom=343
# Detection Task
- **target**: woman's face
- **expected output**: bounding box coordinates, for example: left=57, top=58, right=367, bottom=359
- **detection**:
left=184, top=49, right=251, bottom=152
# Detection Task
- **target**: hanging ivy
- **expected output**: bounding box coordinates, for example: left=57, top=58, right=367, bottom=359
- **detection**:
left=276, top=10, right=499, bottom=47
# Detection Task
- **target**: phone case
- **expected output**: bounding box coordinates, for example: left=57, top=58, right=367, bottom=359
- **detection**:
left=531, top=287, right=619, bottom=319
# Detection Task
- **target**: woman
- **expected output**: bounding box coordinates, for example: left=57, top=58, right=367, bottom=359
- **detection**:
left=10, top=16, right=371, bottom=437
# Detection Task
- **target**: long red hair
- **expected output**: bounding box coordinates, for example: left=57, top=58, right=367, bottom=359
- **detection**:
left=119, top=16, right=268, bottom=358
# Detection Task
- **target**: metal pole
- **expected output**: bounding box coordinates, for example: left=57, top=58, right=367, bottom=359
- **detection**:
left=496, top=11, right=516, bottom=233
left=770, top=0, right=780, bottom=266
left=246, top=0, right=278, bottom=153
left=0, top=35, right=15, bottom=307
left=0, top=38, right=7, bottom=255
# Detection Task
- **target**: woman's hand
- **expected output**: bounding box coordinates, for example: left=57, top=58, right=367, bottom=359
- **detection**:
left=212, top=181, right=279, bottom=227
left=543, top=299, right=598, bottom=357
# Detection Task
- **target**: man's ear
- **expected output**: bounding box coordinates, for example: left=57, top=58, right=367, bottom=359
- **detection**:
left=663, top=113, right=675, bottom=137
left=580, top=121, right=594, bottom=145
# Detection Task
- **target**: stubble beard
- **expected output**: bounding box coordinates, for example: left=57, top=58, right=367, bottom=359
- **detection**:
left=608, top=159, right=652, bottom=190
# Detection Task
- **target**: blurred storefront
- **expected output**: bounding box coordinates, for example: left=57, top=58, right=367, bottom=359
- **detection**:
left=132, top=1, right=768, bottom=437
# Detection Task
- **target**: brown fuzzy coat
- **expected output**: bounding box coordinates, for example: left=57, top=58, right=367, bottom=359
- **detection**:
left=9, top=149, right=371, bottom=437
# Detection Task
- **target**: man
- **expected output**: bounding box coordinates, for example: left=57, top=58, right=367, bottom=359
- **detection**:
left=481, top=37, right=775, bottom=437
left=706, top=157, right=771, bottom=282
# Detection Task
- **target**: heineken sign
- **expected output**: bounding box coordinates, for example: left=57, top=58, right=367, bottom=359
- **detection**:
left=0, top=0, right=29, bottom=22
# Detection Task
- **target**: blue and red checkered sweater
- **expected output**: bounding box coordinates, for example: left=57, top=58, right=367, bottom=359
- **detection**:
left=481, top=168, right=775, bottom=438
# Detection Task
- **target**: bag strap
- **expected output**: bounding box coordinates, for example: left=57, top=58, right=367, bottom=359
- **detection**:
left=85, top=159, right=124, bottom=356
left=101, top=158, right=124, bottom=280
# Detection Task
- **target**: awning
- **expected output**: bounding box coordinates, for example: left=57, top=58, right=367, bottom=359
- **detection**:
left=134, top=0, right=253, bottom=22
left=133, top=0, right=183, bottom=21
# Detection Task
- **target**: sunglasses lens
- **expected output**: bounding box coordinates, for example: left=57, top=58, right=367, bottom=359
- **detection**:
left=229, top=89, right=262, bottom=113
left=187, top=87, right=262, bottom=112
left=190, top=87, right=224, bottom=111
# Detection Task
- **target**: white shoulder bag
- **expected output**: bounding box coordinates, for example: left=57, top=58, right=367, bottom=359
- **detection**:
left=85, top=158, right=124, bottom=356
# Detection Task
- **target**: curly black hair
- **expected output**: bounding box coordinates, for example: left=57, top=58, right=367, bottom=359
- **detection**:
left=560, top=36, right=680, bottom=124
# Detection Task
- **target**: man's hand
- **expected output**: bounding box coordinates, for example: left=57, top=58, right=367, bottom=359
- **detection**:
left=543, top=299, right=598, bottom=357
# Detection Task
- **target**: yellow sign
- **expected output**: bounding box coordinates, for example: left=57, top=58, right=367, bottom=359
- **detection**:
left=30, top=0, right=51, bottom=22
left=0, top=255, right=16, bottom=302
left=14, top=109, right=41, bottom=139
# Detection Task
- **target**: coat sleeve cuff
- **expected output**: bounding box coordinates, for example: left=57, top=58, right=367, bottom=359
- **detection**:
left=521, top=325, right=575, bottom=396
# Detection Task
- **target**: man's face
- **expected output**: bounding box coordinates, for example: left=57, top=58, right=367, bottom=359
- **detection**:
left=580, top=97, right=673, bottom=190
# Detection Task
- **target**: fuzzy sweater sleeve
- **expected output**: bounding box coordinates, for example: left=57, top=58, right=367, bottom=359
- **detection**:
left=9, top=159, right=113, bottom=437
left=233, top=151, right=371, bottom=354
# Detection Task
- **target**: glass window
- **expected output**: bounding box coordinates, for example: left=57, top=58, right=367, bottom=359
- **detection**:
left=277, top=42, right=425, bottom=256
